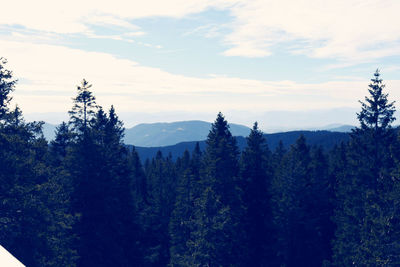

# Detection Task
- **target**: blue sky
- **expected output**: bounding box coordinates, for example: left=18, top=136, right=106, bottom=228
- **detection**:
left=1, top=0, right=400, bottom=130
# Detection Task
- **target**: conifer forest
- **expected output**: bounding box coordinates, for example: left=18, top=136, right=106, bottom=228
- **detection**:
left=2, top=57, right=400, bottom=267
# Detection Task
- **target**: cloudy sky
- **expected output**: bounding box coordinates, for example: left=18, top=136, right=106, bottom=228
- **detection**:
left=2, top=0, right=400, bottom=130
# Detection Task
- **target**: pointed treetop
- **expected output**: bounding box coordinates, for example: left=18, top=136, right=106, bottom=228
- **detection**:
left=291, top=134, right=309, bottom=155
left=156, top=150, right=163, bottom=160
left=207, top=112, right=233, bottom=142
left=357, top=70, right=395, bottom=131
left=246, top=121, right=267, bottom=151
left=205, top=112, right=239, bottom=171
left=103, top=105, right=124, bottom=143
left=92, top=107, right=107, bottom=131
left=9, top=105, right=23, bottom=127
left=193, top=142, right=202, bottom=156
left=108, top=105, right=124, bottom=132
left=253, top=121, right=258, bottom=130
left=68, top=79, right=98, bottom=132
left=109, top=105, right=117, bottom=121
left=250, top=121, right=262, bottom=136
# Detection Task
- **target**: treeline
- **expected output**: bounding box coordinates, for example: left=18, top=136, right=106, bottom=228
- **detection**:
left=1, top=58, right=400, bottom=266
left=133, top=130, right=350, bottom=162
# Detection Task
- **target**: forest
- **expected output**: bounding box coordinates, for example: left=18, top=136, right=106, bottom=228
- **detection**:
left=1, top=57, right=399, bottom=267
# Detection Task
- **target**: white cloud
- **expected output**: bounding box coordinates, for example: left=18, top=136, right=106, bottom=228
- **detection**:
left=223, top=45, right=271, bottom=58
left=223, top=0, right=400, bottom=60
left=0, top=0, right=231, bottom=34
left=383, top=65, right=400, bottom=73
left=84, top=14, right=140, bottom=30
left=183, top=24, right=225, bottom=39
left=124, top=31, right=147, bottom=37
left=1, top=1, right=399, bottom=61
left=3, top=40, right=399, bottom=119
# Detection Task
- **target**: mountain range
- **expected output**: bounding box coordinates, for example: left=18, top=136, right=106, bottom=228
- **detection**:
left=132, top=130, right=350, bottom=162
left=42, top=120, right=354, bottom=147
left=123, top=120, right=251, bottom=146
left=40, top=120, right=353, bottom=162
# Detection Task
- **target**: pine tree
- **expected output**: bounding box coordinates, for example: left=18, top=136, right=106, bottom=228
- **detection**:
left=272, top=135, right=309, bottom=266
left=333, top=70, right=400, bottom=266
left=0, top=61, right=77, bottom=266
left=190, top=112, right=244, bottom=266
left=68, top=79, right=98, bottom=133
left=308, top=146, right=335, bottom=264
left=47, top=120, right=78, bottom=266
left=240, top=122, right=274, bottom=266
left=169, top=150, right=192, bottom=266
left=49, top=122, right=72, bottom=165
left=68, top=89, right=142, bottom=265
left=0, top=105, right=77, bottom=266
left=357, top=69, right=395, bottom=132
left=169, top=145, right=204, bottom=266
left=272, top=135, right=331, bottom=266
left=129, top=146, right=148, bottom=206
left=143, top=151, right=177, bottom=266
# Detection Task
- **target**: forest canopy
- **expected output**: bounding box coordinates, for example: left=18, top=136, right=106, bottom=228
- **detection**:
left=0, top=59, right=399, bottom=266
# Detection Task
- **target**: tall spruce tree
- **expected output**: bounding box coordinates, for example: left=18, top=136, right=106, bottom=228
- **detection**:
left=308, top=146, right=335, bottom=265
left=272, top=135, right=331, bottom=266
left=169, top=150, right=192, bottom=266
left=272, top=135, right=310, bottom=266
left=357, top=70, right=395, bottom=131
left=50, top=122, right=72, bottom=165
left=190, top=112, right=245, bottom=266
left=169, top=145, right=204, bottom=266
left=68, top=79, right=98, bottom=133
left=129, top=146, right=148, bottom=206
left=0, top=76, right=76, bottom=266
left=68, top=82, right=141, bottom=265
left=333, top=70, right=400, bottom=266
left=240, top=122, right=274, bottom=266
left=47, top=121, right=78, bottom=266
left=143, top=151, right=177, bottom=266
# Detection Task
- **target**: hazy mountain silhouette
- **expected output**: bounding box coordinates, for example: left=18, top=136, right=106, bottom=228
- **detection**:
left=42, top=121, right=354, bottom=147
left=132, top=130, right=350, bottom=162
left=324, top=124, right=354, bottom=132
left=123, top=120, right=251, bottom=146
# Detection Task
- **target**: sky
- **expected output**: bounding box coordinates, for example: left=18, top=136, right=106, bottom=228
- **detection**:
left=1, top=0, right=400, bottom=131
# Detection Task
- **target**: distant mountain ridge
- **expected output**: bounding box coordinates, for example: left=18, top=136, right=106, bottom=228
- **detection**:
left=133, top=130, right=350, bottom=162
left=41, top=120, right=250, bottom=145
left=41, top=121, right=355, bottom=147
left=123, top=120, right=251, bottom=146
left=325, top=125, right=354, bottom=132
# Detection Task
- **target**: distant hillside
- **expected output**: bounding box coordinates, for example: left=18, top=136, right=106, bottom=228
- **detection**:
left=41, top=120, right=250, bottom=145
left=124, top=120, right=251, bottom=147
left=326, top=125, right=354, bottom=132
left=304, top=124, right=355, bottom=133
left=41, top=121, right=353, bottom=149
left=133, top=130, right=350, bottom=162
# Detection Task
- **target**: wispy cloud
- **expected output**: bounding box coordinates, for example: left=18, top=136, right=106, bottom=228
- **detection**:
left=3, top=40, right=399, bottom=117
left=183, top=24, right=225, bottom=38
left=83, top=14, right=140, bottom=30
left=222, top=0, right=400, bottom=61
left=124, top=31, right=147, bottom=37
left=383, top=65, right=400, bottom=73
left=1, top=1, right=400, bottom=62
left=0, top=0, right=230, bottom=34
